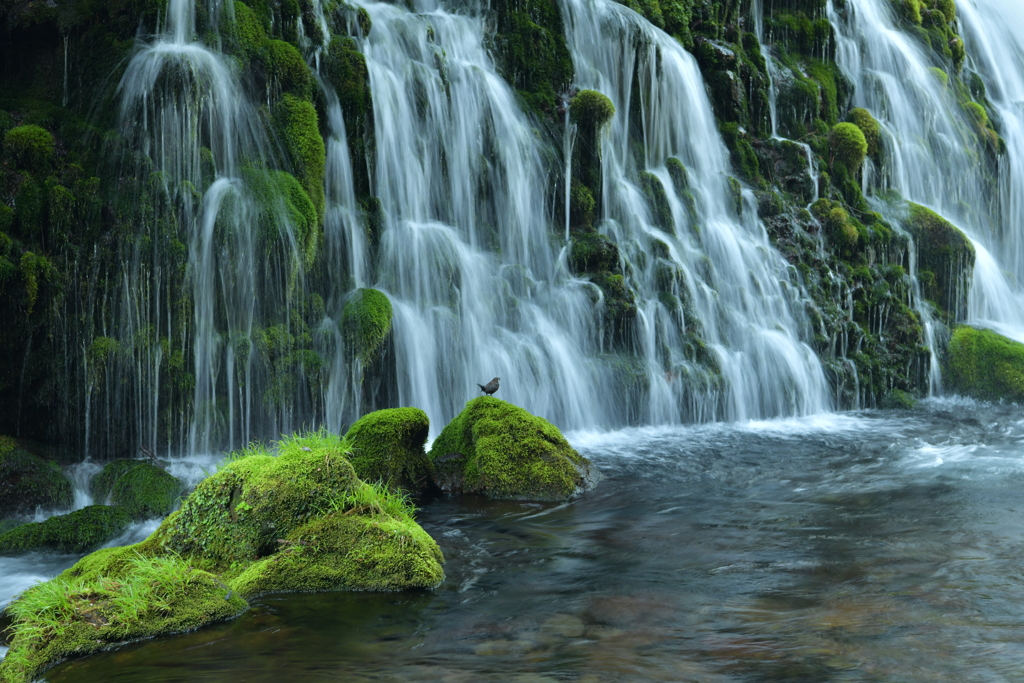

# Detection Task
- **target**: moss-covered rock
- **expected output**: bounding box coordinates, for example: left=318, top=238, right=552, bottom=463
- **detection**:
left=829, top=121, right=868, bottom=173
left=343, top=407, right=433, bottom=492
left=0, top=505, right=132, bottom=554
left=428, top=397, right=595, bottom=501
left=947, top=326, right=1024, bottom=402
left=848, top=107, right=881, bottom=160
left=0, top=553, right=246, bottom=683
left=0, top=436, right=72, bottom=517
left=569, top=89, right=615, bottom=130
left=92, top=459, right=184, bottom=520
left=341, top=288, right=392, bottom=363
left=2, top=125, right=54, bottom=172
left=903, top=202, right=975, bottom=321
left=273, top=94, right=326, bottom=224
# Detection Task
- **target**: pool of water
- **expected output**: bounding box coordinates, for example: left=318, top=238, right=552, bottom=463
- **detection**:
left=13, top=398, right=1024, bottom=681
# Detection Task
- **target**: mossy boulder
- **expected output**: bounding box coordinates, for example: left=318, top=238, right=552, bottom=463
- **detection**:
left=428, top=397, right=595, bottom=501
left=848, top=108, right=881, bottom=160
left=947, top=326, right=1024, bottom=402
left=569, top=89, right=615, bottom=130
left=343, top=408, right=433, bottom=492
left=0, top=436, right=72, bottom=517
left=829, top=122, right=869, bottom=173
left=0, top=505, right=132, bottom=555
left=2, top=125, right=54, bottom=172
left=0, top=553, right=246, bottom=683
left=92, top=460, right=184, bottom=520
left=273, top=94, right=326, bottom=224
left=0, top=432, right=444, bottom=682
left=903, top=202, right=975, bottom=321
left=341, top=288, right=393, bottom=363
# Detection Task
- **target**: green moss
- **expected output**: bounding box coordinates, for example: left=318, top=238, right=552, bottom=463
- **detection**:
left=229, top=499, right=443, bottom=598
left=903, top=202, right=975, bottom=321
left=880, top=388, right=917, bottom=409
left=232, top=0, right=268, bottom=58
left=569, top=90, right=615, bottom=130
left=848, top=107, right=881, bottom=159
left=0, top=437, right=72, bottom=517
left=829, top=121, right=868, bottom=173
left=640, top=171, right=674, bottom=232
left=489, top=0, right=574, bottom=120
left=274, top=94, right=325, bottom=226
left=894, top=0, right=923, bottom=24
left=341, top=288, right=392, bottom=363
left=265, top=39, right=315, bottom=100
left=569, top=232, right=619, bottom=274
left=929, top=66, right=949, bottom=87
left=811, top=198, right=859, bottom=248
left=428, top=397, right=594, bottom=501
left=275, top=170, right=318, bottom=266
left=0, top=505, right=132, bottom=554
left=325, top=37, right=371, bottom=124
left=152, top=431, right=362, bottom=574
left=92, top=460, right=184, bottom=520
left=936, top=0, right=956, bottom=22
left=0, top=553, right=246, bottom=683
left=947, top=326, right=1024, bottom=402
left=343, top=408, right=433, bottom=492
left=569, top=182, right=595, bottom=228
left=2, top=125, right=54, bottom=172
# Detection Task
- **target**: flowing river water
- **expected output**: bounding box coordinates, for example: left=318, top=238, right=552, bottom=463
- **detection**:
left=5, top=400, right=1024, bottom=681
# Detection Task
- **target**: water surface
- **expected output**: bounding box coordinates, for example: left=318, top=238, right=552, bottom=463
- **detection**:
left=20, top=400, right=1024, bottom=681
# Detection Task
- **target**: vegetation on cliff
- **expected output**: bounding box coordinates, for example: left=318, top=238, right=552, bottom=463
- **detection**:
left=947, top=326, right=1024, bottom=402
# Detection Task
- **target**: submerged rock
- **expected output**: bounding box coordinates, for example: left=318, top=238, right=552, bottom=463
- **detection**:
left=947, top=326, right=1024, bottom=402
left=428, top=397, right=596, bottom=501
left=0, top=436, right=72, bottom=518
left=0, top=505, right=132, bottom=554
left=343, top=407, right=434, bottom=492
left=0, top=431, right=444, bottom=683
left=92, top=459, right=184, bottom=519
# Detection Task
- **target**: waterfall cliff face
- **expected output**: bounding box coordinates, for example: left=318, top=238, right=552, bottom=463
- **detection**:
left=827, top=0, right=1024, bottom=344
left=560, top=0, right=830, bottom=421
left=104, top=0, right=313, bottom=455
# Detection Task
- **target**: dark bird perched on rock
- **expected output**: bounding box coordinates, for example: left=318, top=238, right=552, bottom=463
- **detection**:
left=478, top=377, right=500, bottom=395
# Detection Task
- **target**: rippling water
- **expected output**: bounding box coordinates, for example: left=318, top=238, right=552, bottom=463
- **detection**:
left=6, top=400, right=1024, bottom=681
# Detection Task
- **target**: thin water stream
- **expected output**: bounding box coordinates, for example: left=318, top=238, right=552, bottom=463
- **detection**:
left=4, top=402, right=1024, bottom=680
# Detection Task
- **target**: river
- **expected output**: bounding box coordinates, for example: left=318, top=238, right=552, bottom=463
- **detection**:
left=3, top=399, right=1024, bottom=681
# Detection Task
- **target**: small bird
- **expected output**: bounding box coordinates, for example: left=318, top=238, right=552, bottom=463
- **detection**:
left=478, top=377, right=500, bottom=395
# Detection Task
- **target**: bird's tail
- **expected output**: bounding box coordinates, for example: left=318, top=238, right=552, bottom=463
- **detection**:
left=477, top=384, right=485, bottom=391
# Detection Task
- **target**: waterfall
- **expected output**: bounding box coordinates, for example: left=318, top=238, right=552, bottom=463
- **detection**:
left=559, top=0, right=830, bottom=421
left=827, top=0, right=1024, bottom=345
left=107, top=0, right=310, bottom=455
left=957, top=0, right=1024, bottom=341
left=352, top=0, right=606, bottom=432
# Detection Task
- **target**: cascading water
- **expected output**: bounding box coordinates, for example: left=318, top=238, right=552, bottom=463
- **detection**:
left=827, top=0, right=1024, bottom=348
left=350, top=0, right=608, bottom=432
left=559, top=0, right=830, bottom=421
left=91, top=0, right=314, bottom=455
left=957, top=0, right=1024, bottom=341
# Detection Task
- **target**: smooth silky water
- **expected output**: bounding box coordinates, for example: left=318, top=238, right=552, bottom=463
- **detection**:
left=0, top=401, right=1017, bottom=681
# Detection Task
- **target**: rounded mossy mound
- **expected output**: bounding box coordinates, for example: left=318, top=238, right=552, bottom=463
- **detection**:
left=92, top=459, right=184, bottom=520
left=0, top=436, right=72, bottom=517
left=341, top=288, right=393, bottom=362
left=947, top=326, right=1024, bottom=402
left=343, top=407, right=433, bottom=492
left=152, top=431, right=444, bottom=592
left=848, top=108, right=881, bottom=159
left=229, top=484, right=444, bottom=597
left=903, top=202, right=975, bottom=321
left=569, top=89, right=615, bottom=130
left=0, top=552, right=246, bottom=683
left=0, top=505, right=132, bottom=555
left=428, top=397, right=595, bottom=501
left=829, top=122, right=868, bottom=173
